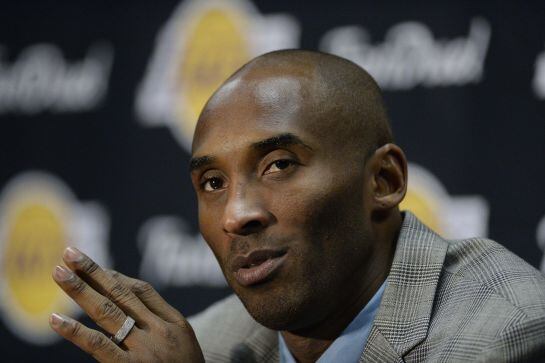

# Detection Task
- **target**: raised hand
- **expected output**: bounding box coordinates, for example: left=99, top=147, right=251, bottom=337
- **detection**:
left=50, top=247, right=204, bottom=362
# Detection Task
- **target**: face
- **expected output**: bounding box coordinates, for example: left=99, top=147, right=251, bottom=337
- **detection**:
left=190, top=73, right=377, bottom=331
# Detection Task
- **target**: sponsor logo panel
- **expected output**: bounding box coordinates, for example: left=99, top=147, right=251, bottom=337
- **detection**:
left=135, top=0, right=300, bottom=150
left=400, top=163, right=489, bottom=239
left=138, top=216, right=225, bottom=288
left=0, top=171, right=110, bottom=345
left=0, top=42, right=113, bottom=114
left=320, top=18, right=491, bottom=90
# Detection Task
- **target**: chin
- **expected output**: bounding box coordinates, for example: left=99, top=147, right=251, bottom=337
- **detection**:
left=234, top=282, right=317, bottom=331
left=243, top=299, right=302, bottom=331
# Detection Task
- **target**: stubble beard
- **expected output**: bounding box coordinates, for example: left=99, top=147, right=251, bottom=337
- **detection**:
left=227, top=248, right=333, bottom=332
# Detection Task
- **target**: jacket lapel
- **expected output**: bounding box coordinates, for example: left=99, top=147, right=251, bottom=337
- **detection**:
left=362, top=212, right=449, bottom=361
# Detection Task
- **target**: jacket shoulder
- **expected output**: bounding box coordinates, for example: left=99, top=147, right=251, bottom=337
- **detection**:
left=443, top=237, right=545, bottom=318
left=413, top=237, right=545, bottom=361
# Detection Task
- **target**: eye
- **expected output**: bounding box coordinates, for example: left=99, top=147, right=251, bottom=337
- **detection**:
left=202, top=177, right=224, bottom=192
left=264, top=159, right=294, bottom=175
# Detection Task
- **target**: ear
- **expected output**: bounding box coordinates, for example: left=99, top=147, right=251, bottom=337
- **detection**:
left=367, top=143, right=407, bottom=213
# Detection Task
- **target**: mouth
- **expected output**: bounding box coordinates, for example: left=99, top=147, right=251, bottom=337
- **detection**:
left=231, top=248, right=288, bottom=287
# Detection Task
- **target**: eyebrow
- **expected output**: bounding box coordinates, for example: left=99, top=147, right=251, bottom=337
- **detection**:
left=189, top=155, right=215, bottom=172
left=189, top=133, right=312, bottom=172
left=251, top=133, right=313, bottom=152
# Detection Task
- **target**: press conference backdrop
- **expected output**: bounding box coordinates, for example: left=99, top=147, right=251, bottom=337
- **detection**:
left=1, top=0, right=544, bottom=361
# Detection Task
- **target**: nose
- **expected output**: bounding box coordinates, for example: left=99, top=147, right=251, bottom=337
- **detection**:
left=222, top=183, right=273, bottom=236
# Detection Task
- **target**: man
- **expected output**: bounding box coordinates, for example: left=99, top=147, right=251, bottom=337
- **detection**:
left=50, top=50, right=545, bottom=362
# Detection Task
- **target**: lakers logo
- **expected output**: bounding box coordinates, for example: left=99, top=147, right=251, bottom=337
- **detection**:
left=0, top=172, right=110, bottom=345
left=136, top=0, right=300, bottom=150
left=400, top=163, right=489, bottom=238
left=175, top=4, right=251, bottom=141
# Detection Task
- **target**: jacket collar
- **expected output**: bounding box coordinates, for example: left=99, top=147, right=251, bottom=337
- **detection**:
left=362, top=211, right=449, bottom=360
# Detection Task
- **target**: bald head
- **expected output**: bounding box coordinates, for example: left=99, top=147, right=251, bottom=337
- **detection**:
left=194, top=50, right=393, bottom=162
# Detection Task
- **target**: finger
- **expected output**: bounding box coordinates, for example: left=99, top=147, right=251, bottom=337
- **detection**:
left=106, top=269, right=185, bottom=325
left=49, top=313, right=126, bottom=363
left=62, top=247, right=156, bottom=326
left=53, top=265, right=132, bottom=334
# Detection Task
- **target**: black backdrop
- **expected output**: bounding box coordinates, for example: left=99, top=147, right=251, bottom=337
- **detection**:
left=1, top=1, right=545, bottom=361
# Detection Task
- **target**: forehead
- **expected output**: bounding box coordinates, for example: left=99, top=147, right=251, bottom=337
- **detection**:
left=192, top=75, right=313, bottom=156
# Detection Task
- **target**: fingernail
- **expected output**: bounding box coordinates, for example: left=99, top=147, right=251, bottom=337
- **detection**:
left=49, top=313, right=65, bottom=327
left=64, top=247, right=83, bottom=262
left=54, top=265, right=74, bottom=281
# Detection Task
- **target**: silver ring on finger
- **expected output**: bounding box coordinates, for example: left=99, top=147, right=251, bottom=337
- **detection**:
left=111, top=316, right=136, bottom=345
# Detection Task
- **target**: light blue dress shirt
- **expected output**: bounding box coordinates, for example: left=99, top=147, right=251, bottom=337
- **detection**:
left=279, top=280, right=387, bottom=363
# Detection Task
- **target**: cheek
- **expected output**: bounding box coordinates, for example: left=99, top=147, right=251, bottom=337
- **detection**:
left=198, top=204, right=229, bottom=267
left=198, top=196, right=227, bottom=237
left=273, top=170, right=367, bottom=256
left=198, top=205, right=213, bottom=243
left=270, top=186, right=319, bottom=235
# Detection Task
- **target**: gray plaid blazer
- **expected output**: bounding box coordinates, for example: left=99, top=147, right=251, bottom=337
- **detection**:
left=189, top=212, right=545, bottom=362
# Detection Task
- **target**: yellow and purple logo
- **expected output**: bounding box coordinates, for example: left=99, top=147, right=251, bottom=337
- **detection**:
left=135, top=0, right=300, bottom=150
left=0, top=171, right=110, bottom=345
left=401, top=163, right=489, bottom=239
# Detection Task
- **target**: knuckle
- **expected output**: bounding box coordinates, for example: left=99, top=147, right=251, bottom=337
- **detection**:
left=132, top=281, right=154, bottom=296
left=176, top=317, right=190, bottom=330
left=155, top=322, right=184, bottom=344
left=68, top=278, right=86, bottom=295
left=87, top=331, right=108, bottom=352
left=171, top=313, right=188, bottom=328
left=79, top=257, right=99, bottom=275
left=108, top=282, right=130, bottom=301
left=70, top=320, right=83, bottom=337
left=94, top=300, right=122, bottom=322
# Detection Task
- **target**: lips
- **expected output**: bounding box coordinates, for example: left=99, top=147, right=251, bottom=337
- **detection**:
left=231, top=249, right=288, bottom=286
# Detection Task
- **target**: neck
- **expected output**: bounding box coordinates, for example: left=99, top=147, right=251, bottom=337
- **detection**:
left=280, top=212, right=401, bottom=363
